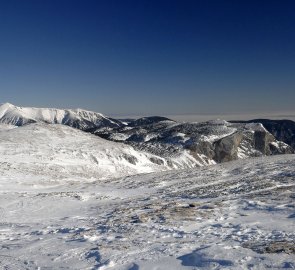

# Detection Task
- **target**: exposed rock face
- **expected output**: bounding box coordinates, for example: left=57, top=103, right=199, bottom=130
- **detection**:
left=253, top=130, right=275, bottom=155
left=188, top=141, right=215, bottom=161
left=214, top=130, right=293, bottom=163
left=230, top=119, right=295, bottom=150
left=269, top=142, right=294, bottom=155
left=214, top=132, right=243, bottom=162
left=91, top=117, right=294, bottom=166
left=188, top=144, right=214, bottom=165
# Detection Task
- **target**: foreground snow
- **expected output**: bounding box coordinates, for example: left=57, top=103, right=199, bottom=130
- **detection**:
left=0, top=152, right=294, bottom=269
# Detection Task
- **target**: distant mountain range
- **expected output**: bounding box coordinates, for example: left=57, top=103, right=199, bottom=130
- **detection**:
left=0, top=102, right=123, bottom=130
left=0, top=103, right=294, bottom=168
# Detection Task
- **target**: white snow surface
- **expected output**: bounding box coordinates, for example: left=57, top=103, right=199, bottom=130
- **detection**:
left=0, top=122, right=294, bottom=269
left=245, top=123, right=268, bottom=132
left=0, top=123, right=205, bottom=183
left=0, top=102, right=121, bottom=128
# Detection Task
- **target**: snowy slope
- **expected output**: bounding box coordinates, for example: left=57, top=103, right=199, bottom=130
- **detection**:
left=0, top=104, right=294, bottom=269
left=0, top=154, right=294, bottom=269
left=0, top=123, right=201, bottom=183
left=0, top=102, right=123, bottom=129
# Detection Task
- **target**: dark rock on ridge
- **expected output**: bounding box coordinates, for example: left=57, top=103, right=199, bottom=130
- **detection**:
left=214, top=132, right=244, bottom=163
left=230, top=119, right=295, bottom=150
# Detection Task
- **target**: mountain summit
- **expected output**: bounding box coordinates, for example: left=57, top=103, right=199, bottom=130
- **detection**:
left=0, top=103, right=123, bottom=130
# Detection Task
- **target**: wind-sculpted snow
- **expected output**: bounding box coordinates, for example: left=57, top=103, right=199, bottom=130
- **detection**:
left=0, top=152, right=294, bottom=269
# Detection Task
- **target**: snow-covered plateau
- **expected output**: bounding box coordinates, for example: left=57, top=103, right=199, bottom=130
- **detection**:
left=0, top=121, right=294, bottom=269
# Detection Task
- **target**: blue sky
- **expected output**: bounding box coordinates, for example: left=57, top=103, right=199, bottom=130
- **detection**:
left=0, top=0, right=294, bottom=116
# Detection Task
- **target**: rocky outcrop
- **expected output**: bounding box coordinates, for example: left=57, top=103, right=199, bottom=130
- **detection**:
left=230, top=119, right=295, bottom=150
left=253, top=130, right=275, bottom=155
left=91, top=117, right=294, bottom=166
left=213, top=132, right=243, bottom=163
left=188, top=141, right=215, bottom=160
left=213, top=130, right=294, bottom=163
left=269, top=141, right=294, bottom=155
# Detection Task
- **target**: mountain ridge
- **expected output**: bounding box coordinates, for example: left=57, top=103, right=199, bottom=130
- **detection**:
left=0, top=102, right=123, bottom=130
left=1, top=103, right=294, bottom=167
left=230, top=119, right=295, bottom=149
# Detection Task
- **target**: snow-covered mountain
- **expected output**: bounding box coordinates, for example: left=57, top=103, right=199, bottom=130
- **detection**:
left=0, top=123, right=202, bottom=182
left=0, top=103, right=294, bottom=269
left=92, top=116, right=294, bottom=165
left=0, top=102, right=123, bottom=130
left=1, top=103, right=293, bottom=167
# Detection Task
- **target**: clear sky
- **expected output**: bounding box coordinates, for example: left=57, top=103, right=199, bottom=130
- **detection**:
left=0, top=0, right=294, bottom=116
